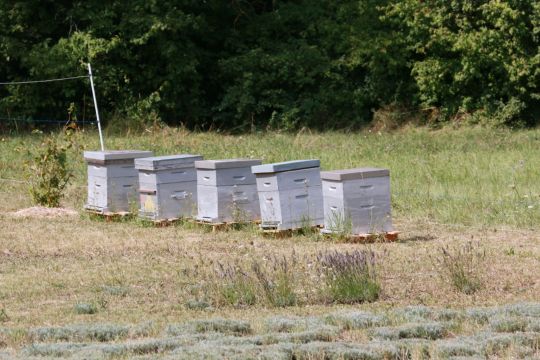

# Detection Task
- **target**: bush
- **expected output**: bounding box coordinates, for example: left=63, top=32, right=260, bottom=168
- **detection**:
left=27, top=130, right=74, bottom=207
left=29, top=324, right=129, bottom=342
left=189, top=319, right=252, bottom=335
left=325, top=311, right=388, bottom=330
left=317, top=250, right=381, bottom=304
left=371, top=323, right=447, bottom=341
left=434, top=241, right=486, bottom=294
left=73, top=302, right=98, bottom=315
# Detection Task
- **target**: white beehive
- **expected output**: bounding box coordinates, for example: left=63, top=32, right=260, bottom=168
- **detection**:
left=84, top=150, right=153, bottom=213
left=321, top=168, right=393, bottom=235
left=195, top=159, right=262, bottom=223
left=252, top=160, right=323, bottom=230
left=135, top=154, right=203, bottom=221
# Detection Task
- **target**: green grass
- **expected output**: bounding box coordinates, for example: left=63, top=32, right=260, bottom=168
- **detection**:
left=2, top=127, right=540, bottom=227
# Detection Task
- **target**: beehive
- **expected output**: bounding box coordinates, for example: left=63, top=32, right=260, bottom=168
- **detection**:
left=252, top=160, right=323, bottom=230
left=84, top=150, right=153, bottom=213
left=195, top=159, right=262, bottom=223
left=320, top=167, right=393, bottom=235
left=135, top=154, right=203, bottom=221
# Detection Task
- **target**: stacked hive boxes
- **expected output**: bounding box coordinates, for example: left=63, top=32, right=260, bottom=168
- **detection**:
left=252, top=160, right=324, bottom=230
left=195, top=159, right=262, bottom=223
left=321, top=167, right=393, bottom=235
left=84, top=150, right=153, bottom=213
left=135, top=154, right=202, bottom=221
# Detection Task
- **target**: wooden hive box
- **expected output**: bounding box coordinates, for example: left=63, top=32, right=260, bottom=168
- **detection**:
left=84, top=150, right=153, bottom=213
left=320, top=167, right=393, bottom=235
left=195, top=159, right=262, bottom=223
left=252, top=160, right=323, bottom=231
left=135, top=154, right=203, bottom=221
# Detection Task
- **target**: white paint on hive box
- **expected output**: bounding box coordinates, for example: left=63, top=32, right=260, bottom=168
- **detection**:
left=135, top=154, right=202, bottom=221
left=321, top=167, right=393, bottom=235
left=84, top=150, right=153, bottom=213
left=195, top=159, right=262, bottom=223
left=253, top=160, right=324, bottom=230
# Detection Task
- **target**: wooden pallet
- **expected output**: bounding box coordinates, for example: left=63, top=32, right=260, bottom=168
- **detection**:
left=140, top=217, right=181, bottom=227
left=261, top=224, right=323, bottom=238
left=193, top=219, right=260, bottom=232
left=85, top=208, right=132, bottom=222
left=324, top=231, right=399, bottom=243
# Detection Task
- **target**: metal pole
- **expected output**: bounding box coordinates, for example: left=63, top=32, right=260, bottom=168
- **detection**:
left=87, top=63, right=105, bottom=151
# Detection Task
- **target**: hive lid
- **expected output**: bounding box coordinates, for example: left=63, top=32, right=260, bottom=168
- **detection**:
left=251, top=159, right=320, bottom=174
left=195, top=159, right=262, bottom=170
left=321, top=167, right=389, bottom=181
left=84, top=150, right=153, bottom=162
left=135, top=154, right=203, bottom=170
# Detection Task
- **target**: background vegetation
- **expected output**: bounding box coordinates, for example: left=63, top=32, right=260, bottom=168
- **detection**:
left=1, top=0, right=539, bottom=131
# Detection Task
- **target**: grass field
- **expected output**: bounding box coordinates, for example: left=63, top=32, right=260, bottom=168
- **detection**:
left=0, top=127, right=539, bottom=359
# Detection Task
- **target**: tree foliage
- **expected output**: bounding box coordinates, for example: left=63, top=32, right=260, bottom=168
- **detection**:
left=0, top=0, right=539, bottom=130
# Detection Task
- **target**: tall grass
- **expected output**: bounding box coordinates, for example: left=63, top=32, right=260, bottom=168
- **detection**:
left=3, top=127, right=540, bottom=228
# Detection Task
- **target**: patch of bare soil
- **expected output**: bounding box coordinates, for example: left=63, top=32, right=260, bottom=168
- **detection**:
left=10, top=206, right=78, bottom=218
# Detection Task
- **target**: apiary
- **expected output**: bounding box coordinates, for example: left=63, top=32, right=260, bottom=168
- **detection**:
left=320, top=167, right=393, bottom=235
left=195, top=159, right=262, bottom=223
left=135, top=154, right=203, bottom=221
left=252, top=160, right=323, bottom=230
left=84, top=150, right=153, bottom=213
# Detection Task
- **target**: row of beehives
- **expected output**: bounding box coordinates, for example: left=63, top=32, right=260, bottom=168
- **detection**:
left=83, top=150, right=393, bottom=234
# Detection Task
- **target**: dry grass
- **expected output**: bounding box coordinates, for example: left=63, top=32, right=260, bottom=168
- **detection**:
left=0, top=215, right=537, bottom=332
left=0, top=128, right=539, bottom=356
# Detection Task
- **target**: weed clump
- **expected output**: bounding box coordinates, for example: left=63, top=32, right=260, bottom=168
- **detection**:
left=317, top=250, right=381, bottom=304
left=434, top=241, right=486, bottom=294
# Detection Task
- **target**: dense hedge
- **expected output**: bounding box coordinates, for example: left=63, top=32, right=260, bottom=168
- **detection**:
left=0, top=0, right=539, bottom=130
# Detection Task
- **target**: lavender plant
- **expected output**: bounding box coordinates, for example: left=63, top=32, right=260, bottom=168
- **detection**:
left=251, top=255, right=297, bottom=308
left=213, top=262, right=256, bottom=307
left=317, top=250, right=381, bottom=304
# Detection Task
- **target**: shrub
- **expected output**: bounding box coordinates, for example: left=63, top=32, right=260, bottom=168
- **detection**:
left=371, top=323, right=447, bottom=340
left=189, top=319, right=252, bottom=335
left=29, top=324, right=129, bottom=342
left=434, top=241, right=486, bottom=294
left=73, top=302, right=98, bottom=315
left=317, top=250, right=381, bottom=304
left=27, top=130, right=75, bottom=207
left=265, top=317, right=302, bottom=333
left=490, top=316, right=529, bottom=333
left=325, top=311, right=388, bottom=330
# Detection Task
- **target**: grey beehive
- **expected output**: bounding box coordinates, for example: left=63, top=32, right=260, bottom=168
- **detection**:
left=84, top=150, right=153, bottom=213
left=320, top=167, right=393, bottom=235
left=195, top=159, right=262, bottom=223
left=135, top=154, right=203, bottom=221
left=252, top=160, right=324, bottom=230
